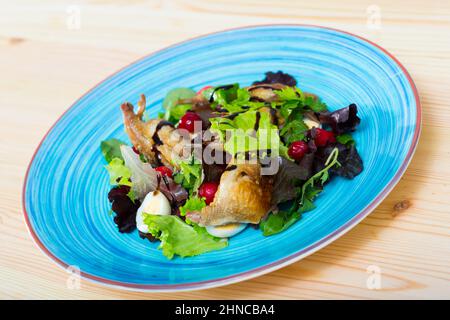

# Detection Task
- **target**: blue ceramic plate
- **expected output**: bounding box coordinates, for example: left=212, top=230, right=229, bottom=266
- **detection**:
left=23, top=25, right=421, bottom=291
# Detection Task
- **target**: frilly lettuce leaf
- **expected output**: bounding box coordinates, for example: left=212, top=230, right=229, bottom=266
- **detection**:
left=212, top=85, right=264, bottom=113
left=105, top=158, right=132, bottom=186
left=143, top=214, right=227, bottom=259
left=179, top=196, right=206, bottom=217
left=173, top=156, right=203, bottom=194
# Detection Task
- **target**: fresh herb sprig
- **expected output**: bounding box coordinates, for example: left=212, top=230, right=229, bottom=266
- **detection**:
left=300, top=147, right=340, bottom=205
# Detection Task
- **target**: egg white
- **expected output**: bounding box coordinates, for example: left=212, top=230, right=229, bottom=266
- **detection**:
left=136, top=191, right=171, bottom=233
left=303, top=117, right=321, bottom=129
left=206, top=223, right=247, bottom=238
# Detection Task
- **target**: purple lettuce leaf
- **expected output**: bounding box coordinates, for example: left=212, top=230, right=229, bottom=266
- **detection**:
left=314, top=143, right=363, bottom=179
left=158, top=175, right=189, bottom=209
left=318, top=103, right=360, bottom=134
left=108, top=185, right=141, bottom=233
left=253, top=71, right=297, bottom=87
left=271, top=154, right=314, bottom=205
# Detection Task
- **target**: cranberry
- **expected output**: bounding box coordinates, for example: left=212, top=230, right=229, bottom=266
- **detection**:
left=198, top=182, right=219, bottom=205
left=132, top=146, right=140, bottom=154
left=314, top=128, right=336, bottom=147
left=288, top=141, right=309, bottom=161
left=155, top=166, right=173, bottom=178
left=197, top=85, right=213, bottom=95
left=178, top=112, right=202, bottom=133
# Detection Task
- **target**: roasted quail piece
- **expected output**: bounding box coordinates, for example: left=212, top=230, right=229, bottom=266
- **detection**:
left=121, top=95, right=191, bottom=169
left=187, top=162, right=274, bottom=226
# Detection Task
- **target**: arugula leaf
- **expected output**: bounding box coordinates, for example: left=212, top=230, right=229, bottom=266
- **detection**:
left=261, top=148, right=340, bottom=236
left=105, top=158, right=132, bottom=186
left=100, top=138, right=126, bottom=163
left=143, top=214, right=227, bottom=259
left=260, top=209, right=301, bottom=236
left=300, top=147, right=340, bottom=204
left=336, top=133, right=355, bottom=146
left=303, top=95, right=328, bottom=112
left=173, top=156, right=203, bottom=193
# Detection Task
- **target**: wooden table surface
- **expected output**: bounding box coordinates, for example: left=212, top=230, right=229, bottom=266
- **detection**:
left=1, top=0, right=449, bottom=300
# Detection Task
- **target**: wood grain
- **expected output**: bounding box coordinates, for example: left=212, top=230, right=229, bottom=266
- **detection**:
left=1, top=0, right=449, bottom=299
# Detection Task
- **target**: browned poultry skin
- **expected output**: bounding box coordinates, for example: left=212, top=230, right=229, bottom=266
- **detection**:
left=121, top=101, right=190, bottom=169
left=187, top=163, right=274, bottom=226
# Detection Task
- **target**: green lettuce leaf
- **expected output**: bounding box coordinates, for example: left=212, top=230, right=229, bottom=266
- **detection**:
left=213, top=85, right=264, bottom=113
left=179, top=196, right=206, bottom=217
left=279, top=118, right=308, bottom=145
left=143, top=214, right=227, bottom=259
left=100, top=138, right=126, bottom=163
left=162, top=88, right=196, bottom=123
left=163, top=88, right=196, bottom=110
left=105, top=158, right=132, bottom=186
left=173, top=156, right=203, bottom=193
left=275, top=86, right=304, bottom=101
left=179, top=196, right=207, bottom=226
left=336, top=133, right=355, bottom=146
left=274, top=86, right=328, bottom=116
left=303, top=95, right=328, bottom=112
left=164, top=103, right=192, bottom=122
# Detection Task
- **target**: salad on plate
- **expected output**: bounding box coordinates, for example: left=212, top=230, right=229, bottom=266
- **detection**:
left=100, top=71, right=363, bottom=259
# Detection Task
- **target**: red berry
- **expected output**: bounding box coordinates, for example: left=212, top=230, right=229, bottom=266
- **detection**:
left=178, top=112, right=202, bottom=133
left=198, top=182, right=219, bottom=205
left=197, top=85, right=213, bottom=95
left=288, top=141, right=309, bottom=161
left=155, top=166, right=173, bottom=178
left=132, top=146, right=140, bottom=154
left=314, top=128, right=336, bottom=147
